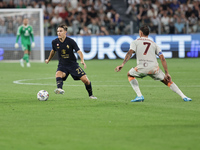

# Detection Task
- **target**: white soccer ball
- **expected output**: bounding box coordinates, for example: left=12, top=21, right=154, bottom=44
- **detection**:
left=37, top=90, right=49, bottom=101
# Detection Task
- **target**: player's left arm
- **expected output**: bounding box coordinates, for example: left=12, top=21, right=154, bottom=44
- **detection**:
left=159, top=54, right=172, bottom=83
left=30, top=26, right=35, bottom=48
left=77, top=50, right=86, bottom=69
left=156, top=44, right=172, bottom=83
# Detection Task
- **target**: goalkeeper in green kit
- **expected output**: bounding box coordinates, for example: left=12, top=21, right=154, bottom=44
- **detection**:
left=15, top=18, right=35, bottom=67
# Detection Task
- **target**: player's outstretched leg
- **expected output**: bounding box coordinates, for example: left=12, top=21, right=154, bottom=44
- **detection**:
left=128, top=76, right=144, bottom=102
left=169, top=82, right=192, bottom=101
left=163, top=80, right=192, bottom=102
left=80, top=75, right=97, bottom=99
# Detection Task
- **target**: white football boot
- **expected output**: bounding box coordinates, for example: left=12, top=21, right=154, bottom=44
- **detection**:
left=89, top=95, right=97, bottom=99
left=20, top=59, right=24, bottom=67
left=54, top=88, right=65, bottom=94
left=27, top=62, right=31, bottom=67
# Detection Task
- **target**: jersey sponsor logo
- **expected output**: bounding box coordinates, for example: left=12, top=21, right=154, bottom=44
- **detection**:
left=61, top=49, right=69, bottom=58
left=62, top=49, right=66, bottom=54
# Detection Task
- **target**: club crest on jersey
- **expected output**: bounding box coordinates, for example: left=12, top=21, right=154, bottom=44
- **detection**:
left=57, top=44, right=59, bottom=49
left=67, top=45, right=69, bottom=49
left=143, top=62, right=148, bottom=67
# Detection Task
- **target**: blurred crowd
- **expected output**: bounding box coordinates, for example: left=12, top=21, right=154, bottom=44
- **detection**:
left=125, top=0, right=200, bottom=34
left=0, top=0, right=126, bottom=36
left=0, top=0, right=200, bottom=36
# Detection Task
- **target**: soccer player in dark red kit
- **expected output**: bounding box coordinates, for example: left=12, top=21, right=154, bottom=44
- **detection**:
left=45, top=24, right=97, bottom=99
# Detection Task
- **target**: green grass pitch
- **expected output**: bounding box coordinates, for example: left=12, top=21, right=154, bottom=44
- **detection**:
left=0, top=58, right=200, bottom=150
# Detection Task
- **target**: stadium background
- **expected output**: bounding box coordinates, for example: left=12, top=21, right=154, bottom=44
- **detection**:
left=0, top=34, right=199, bottom=61
left=0, top=0, right=200, bottom=60
left=0, top=1, right=200, bottom=150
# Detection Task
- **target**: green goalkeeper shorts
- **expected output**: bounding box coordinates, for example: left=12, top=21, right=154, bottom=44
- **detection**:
left=22, top=44, right=31, bottom=51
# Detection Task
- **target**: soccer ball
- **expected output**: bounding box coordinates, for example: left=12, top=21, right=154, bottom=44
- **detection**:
left=37, top=90, right=49, bottom=101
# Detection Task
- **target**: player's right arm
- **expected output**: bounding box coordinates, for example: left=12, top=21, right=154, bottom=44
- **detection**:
left=15, top=26, right=21, bottom=48
left=115, top=49, right=134, bottom=72
left=115, top=40, right=136, bottom=72
left=45, top=49, right=56, bottom=64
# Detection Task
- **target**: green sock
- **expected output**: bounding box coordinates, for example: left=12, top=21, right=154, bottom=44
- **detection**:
left=23, top=54, right=29, bottom=63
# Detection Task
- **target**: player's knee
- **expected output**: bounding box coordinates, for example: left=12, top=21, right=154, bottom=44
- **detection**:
left=84, top=77, right=90, bottom=85
left=56, top=71, right=65, bottom=78
left=86, top=80, right=90, bottom=85
left=127, top=72, right=135, bottom=80
left=128, top=76, right=135, bottom=82
left=62, top=73, right=66, bottom=78
left=80, top=75, right=90, bottom=85
left=82, top=79, right=90, bottom=85
left=55, top=72, right=60, bottom=77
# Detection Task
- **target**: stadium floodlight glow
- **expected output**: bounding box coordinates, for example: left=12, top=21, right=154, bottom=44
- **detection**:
left=0, top=9, right=44, bottom=62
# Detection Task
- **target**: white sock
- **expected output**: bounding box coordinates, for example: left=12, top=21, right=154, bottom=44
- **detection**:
left=169, top=83, right=186, bottom=99
left=129, top=79, right=142, bottom=97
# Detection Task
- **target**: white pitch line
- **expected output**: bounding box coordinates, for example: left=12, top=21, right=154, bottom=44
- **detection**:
left=13, top=78, right=200, bottom=87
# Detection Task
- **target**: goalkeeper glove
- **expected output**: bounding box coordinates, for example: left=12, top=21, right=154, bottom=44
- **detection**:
left=14, top=43, right=19, bottom=49
left=31, top=42, right=35, bottom=48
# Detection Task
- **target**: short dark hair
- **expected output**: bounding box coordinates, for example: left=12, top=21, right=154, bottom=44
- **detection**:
left=139, top=25, right=150, bottom=36
left=58, top=24, right=68, bottom=31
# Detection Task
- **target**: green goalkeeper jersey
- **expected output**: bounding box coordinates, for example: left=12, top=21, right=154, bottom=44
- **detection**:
left=16, top=25, right=34, bottom=45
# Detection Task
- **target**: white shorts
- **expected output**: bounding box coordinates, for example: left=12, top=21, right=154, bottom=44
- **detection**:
left=128, top=67, right=165, bottom=81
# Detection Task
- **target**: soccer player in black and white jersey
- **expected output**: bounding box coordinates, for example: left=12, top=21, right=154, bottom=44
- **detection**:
left=45, top=25, right=97, bottom=99
left=115, top=25, right=191, bottom=102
